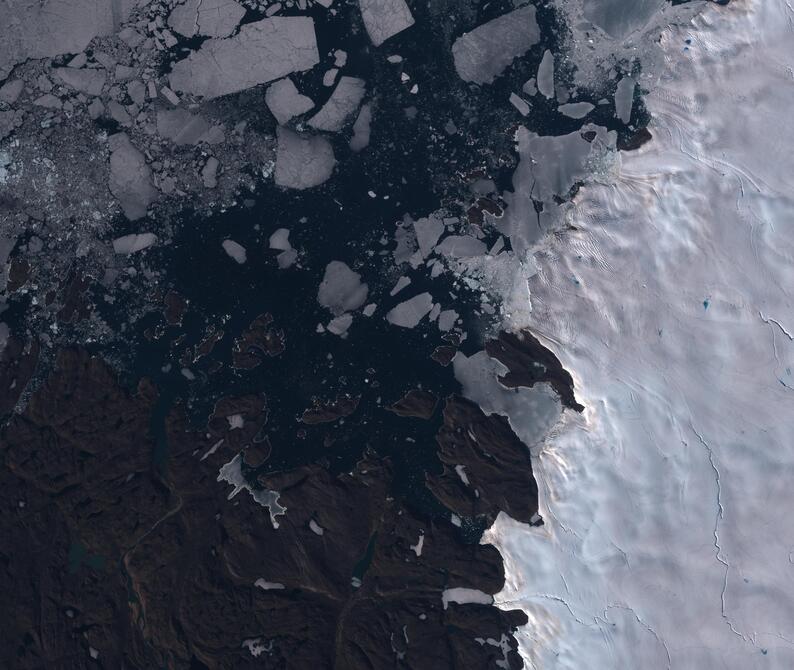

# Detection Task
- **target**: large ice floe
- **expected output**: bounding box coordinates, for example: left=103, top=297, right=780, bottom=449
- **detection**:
left=169, top=16, right=320, bottom=99
left=484, top=1, right=794, bottom=668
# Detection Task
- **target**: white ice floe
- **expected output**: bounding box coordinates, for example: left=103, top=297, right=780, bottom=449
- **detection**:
left=558, top=101, right=594, bottom=119
left=202, top=157, right=220, bottom=188
left=385, top=292, right=433, bottom=329
left=308, top=76, right=366, bottom=132
left=350, top=103, right=373, bottom=152
left=327, top=313, right=354, bottom=336
left=509, top=92, right=530, bottom=116
left=275, top=127, right=336, bottom=190
left=358, top=0, right=415, bottom=47
left=389, top=276, right=411, bottom=296
left=265, top=78, right=314, bottom=125
left=222, top=239, right=246, bottom=264
left=437, top=309, right=458, bottom=332
left=108, top=133, right=158, bottom=221
left=0, top=0, right=137, bottom=79
left=169, top=17, right=319, bottom=99
left=452, top=5, right=539, bottom=85
left=269, top=228, right=292, bottom=251
left=536, top=49, right=554, bottom=99
left=317, top=261, right=369, bottom=315
left=112, top=232, right=157, bottom=255
left=413, top=216, right=444, bottom=258
left=485, top=2, right=794, bottom=668
left=614, top=76, right=635, bottom=123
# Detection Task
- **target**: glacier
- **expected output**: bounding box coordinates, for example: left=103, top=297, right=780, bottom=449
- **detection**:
left=484, top=1, right=794, bottom=668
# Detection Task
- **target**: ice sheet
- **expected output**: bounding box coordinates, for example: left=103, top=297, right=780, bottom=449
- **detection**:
left=485, top=2, right=794, bottom=668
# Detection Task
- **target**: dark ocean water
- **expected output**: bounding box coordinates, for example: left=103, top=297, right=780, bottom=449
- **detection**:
left=9, top=0, right=644, bottom=538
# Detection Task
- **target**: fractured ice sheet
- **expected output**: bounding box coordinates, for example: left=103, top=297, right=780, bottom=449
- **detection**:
left=358, top=0, right=415, bottom=47
left=169, top=17, right=320, bottom=99
left=53, top=68, right=106, bottom=96
left=274, top=127, right=336, bottom=190
left=452, top=5, right=539, bottom=85
left=156, top=109, right=212, bottom=145
left=453, top=351, right=561, bottom=449
left=0, top=0, right=137, bottom=79
left=434, top=235, right=487, bottom=259
left=498, top=125, right=615, bottom=252
left=308, top=76, right=366, bottom=132
left=169, top=0, right=246, bottom=38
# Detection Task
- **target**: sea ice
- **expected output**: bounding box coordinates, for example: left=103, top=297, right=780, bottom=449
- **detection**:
left=317, top=261, right=369, bottom=315
left=108, top=133, right=158, bottom=221
left=274, top=127, right=336, bottom=190
left=413, top=216, right=444, bottom=258
left=222, top=239, right=246, bottom=264
left=358, top=0, right=415, bottom=47
left=614, top=76, right=635, bottom=123
left=169, top=0, right=246, bottom=38
left=112, top=233, right=157, bottom=255
left=265, top=78, right=314, bottom=124
left=558, top=101, right=594, bottom=118
left=385, top=292, right=433, bottom=329
left=169, top=17, right=320, bottom=99
left=308, top=76, right=366, bottom=132
left=350, top=103, right=373, bottom=152
left=536, top=50, right=554, bottom=99
left=451, top=5, right=540, bottom=85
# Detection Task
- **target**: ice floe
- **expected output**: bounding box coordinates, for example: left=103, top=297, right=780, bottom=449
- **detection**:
left=169, top=17, right=320, bottom=99
left=451, top=5, right=540, bottom=85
